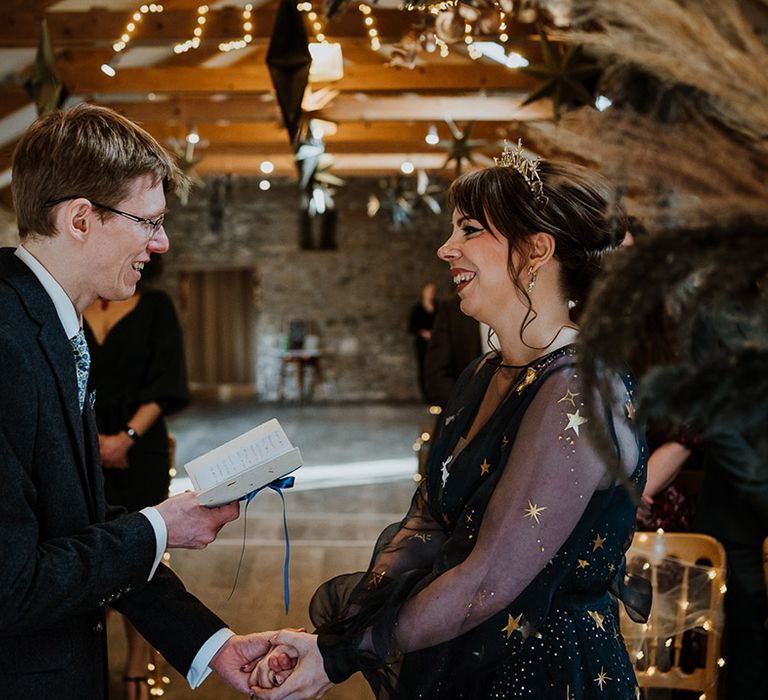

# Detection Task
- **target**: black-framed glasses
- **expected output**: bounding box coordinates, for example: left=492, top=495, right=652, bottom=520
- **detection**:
left=43, top=195, right=165, bottom=240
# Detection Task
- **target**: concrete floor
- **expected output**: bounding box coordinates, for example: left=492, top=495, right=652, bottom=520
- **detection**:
left=108, top=399, right=430, bottom=700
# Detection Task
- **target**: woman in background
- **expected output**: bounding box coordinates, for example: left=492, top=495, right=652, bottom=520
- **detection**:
left=84, top=256, right=189, bottom=700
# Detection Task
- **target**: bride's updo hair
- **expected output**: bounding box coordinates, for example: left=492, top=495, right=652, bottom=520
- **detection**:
left=448, top=160, right=627, bottom=309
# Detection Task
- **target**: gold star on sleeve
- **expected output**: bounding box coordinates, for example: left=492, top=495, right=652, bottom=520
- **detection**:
left=608, top=562, right=616, bottom=573
left=587, top=610, right=606, bottom=631
left=479, top=458, right=490, bottom=475
left=592, top=533, right=606, bottom=551
left=565, top=409, right=588, bottom=436
left=557, top=387, right=579, bottom=407
left=501, top=612, right=523, bottom=639
left=577, top=559, right=591, bottom=569
left=594, top=667, right=612, bottom=690
left=523, top=500, right=547, bottom=524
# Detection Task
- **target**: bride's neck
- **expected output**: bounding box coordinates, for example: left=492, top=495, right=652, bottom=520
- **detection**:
left=494, top=314, right=578, bottom=366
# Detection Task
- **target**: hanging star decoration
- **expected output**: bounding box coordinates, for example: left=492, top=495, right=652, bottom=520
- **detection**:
left=375, top=176, right=416, bottom=229
left=594, top=666, right=612, bottom=690
left=266, top=0, right=311, bottom=148
left=502, top=612, right=523, bottom=639
left=25, top=19, right=69, bottom=116
left=587, top=610, right=606, bottom=631
left=521, top=26, right=601, bottom=121
left=592, top=533, right=606, bottom=551
left=413, top=170, right=443, bottom=215
left=436, top=118, right=493, bottom=177
left=166, top=137, right=206, bottom=205
left=523, top=500, right=547, bottom=524
left=565, top=409, right=588, bottom=436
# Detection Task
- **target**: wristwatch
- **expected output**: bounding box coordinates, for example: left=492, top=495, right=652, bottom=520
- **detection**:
left=124, top=426, right=139, bottom=442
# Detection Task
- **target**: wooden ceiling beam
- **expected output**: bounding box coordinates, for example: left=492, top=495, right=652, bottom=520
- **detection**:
left=1, top=8, right=532, bottom=46
left=59, top=62, right=537, bottom=94
left=104, top=93, right=550, bottom=124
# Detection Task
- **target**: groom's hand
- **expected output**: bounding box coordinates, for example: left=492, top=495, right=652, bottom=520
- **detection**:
left=210, top=632, right=276, bottom=692
left=249, top=631, right=334, bottom=700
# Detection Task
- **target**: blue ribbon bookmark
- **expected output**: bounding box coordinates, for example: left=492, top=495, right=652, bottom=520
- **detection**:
left=227, top=476, right=295, bottom=613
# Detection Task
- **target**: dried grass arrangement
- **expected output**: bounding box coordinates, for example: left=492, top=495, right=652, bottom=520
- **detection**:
left=531, top=0, right=768, bottom=476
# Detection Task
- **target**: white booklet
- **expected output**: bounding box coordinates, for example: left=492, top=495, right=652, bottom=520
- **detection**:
left=186, top=419, right=302, bottom=507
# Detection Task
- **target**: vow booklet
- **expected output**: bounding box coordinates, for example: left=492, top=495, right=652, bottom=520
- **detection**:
left=186, top=419, right=302, bottom=507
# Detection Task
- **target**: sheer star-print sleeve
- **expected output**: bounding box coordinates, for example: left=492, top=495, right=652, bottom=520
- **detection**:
left=313, top=363, right=642, bottom=687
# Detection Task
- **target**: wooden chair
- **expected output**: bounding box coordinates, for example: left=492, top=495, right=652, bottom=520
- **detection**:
left=621, top=532, right=727, bottom=699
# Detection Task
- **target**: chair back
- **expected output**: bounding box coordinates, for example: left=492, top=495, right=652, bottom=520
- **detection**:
left=621, top=531, right=726, bottom=698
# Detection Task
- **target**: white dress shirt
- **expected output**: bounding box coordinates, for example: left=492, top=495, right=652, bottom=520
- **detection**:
left=14, top=245, right=230, bottom=688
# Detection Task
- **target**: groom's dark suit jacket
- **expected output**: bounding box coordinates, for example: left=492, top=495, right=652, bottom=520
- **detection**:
left=0, top=248, right=226, bottom=699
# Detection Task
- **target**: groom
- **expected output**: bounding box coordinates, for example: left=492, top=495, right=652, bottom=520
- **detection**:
left=0, top=103, right=277, bottom=698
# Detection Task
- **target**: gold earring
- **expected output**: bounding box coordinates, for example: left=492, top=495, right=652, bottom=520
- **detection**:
left=527, top=266, right=537, bottom=293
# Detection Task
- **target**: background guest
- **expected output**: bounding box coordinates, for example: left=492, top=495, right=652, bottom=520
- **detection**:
left=407, top=281, right=437, bottom=401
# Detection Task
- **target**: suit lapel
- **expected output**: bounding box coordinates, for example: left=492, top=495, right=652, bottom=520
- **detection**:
left=1, top=250, right=98, bottom=520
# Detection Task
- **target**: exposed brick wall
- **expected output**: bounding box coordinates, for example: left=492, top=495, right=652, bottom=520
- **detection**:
left=164, top=176, right=453, bottom=401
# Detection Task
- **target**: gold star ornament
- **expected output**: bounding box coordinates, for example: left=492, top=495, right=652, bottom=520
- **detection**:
left=565, top=409, right=588, bottom=436
left=587, top=610, right=606, bottom=631
left=594, top=666, right=612, bottom=690
left=523, top=500, right=547, bottom=524
left=502, top=612, right=523, bottom=639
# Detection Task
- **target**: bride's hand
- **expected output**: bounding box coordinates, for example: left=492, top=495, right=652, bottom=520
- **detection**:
left=251, top=644, right=298, bottom=689
left=249, top=631, right=334, bottom=699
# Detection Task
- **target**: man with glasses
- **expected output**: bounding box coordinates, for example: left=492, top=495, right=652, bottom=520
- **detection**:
left=0, top=104, right=275, bottom=699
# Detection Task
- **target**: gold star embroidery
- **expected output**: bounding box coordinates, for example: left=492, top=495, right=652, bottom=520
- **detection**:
left=594, top=667, right=612, bottom=690
left=515, top=367, right=537, bottom=394
left=501, top=435, right=509, bottom=449
left=523, top=500, right=547, bottom=524
left=592, top=534, right=606, bottom=551
left=565, top=409, right=588, bottom=436
left=587, top=610, right=606, bottom=631
left=577, top=559, right=591, bottom=569
left=557, top=387, right=579, bottom=408
left=625, top=398, right=636, bottom=421
left=608, top=562, right=616, bottom=573
left=409, top=533, right=432, bottom=543
left=369, top=570, right=386, bottom=588
left=466, top=513, right=473, bottom=524
left=442, top=513, right=450, bottom=526
left=501, top=612, right=523, bottom=639
left=480, top=458, right=490, bottom=475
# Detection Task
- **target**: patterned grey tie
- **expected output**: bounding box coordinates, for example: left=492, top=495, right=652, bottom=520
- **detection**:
left=70, top=329, right=90, bottom=413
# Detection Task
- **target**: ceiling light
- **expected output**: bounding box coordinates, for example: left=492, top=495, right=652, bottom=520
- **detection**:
left=425, top=125, right=439, bottom=145
left=186, top=127, right=200, bottom=144
left=400, top=161, right=415, bottom=175
left=260, top=160, right=275, bottom=174
left=470, top=42, right=529, bottom=68
left=100, top=63, right=117, bottom=77
left=259, top=179, right=271, bottom=191
left=308, top=42, right=344, bottom=82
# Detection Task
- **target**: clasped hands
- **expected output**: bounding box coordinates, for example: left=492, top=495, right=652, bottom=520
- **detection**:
left=211, top=629, right=333, bottom=700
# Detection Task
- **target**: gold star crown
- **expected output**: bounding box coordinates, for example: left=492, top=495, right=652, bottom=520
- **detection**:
left=494, top=138, right=548, bottom=207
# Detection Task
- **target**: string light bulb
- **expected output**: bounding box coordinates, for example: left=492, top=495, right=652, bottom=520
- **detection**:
left=174, top=4, right=208, bottom=53
left=219, top=4, right=254, bottom=52
left=111, top=3, right=163, bottom=55
left=358, top=4, right=381, bottom=51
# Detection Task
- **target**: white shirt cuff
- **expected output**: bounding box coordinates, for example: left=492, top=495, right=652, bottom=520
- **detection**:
left=188, top=628, right=235, bottom=688
left=139, top=507, right=167, bottom=581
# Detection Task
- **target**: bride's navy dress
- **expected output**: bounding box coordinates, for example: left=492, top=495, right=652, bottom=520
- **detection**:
left=312, top=346, right=648, bottom=698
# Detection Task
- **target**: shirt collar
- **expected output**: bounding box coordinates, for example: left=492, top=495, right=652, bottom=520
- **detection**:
left=15, top=245, right=81, bottom=339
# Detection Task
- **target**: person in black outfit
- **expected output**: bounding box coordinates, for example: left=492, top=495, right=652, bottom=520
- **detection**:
left=408, top=281, right=437, bottom=401
left=424, top=296, right=482, bottom=408
left=84, top=271, right=189, bottom=700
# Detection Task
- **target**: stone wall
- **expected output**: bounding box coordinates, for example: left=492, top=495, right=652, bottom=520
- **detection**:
left=0, top=206, right=17, bottom=247
left=164, top=175, right=453, bottom=402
